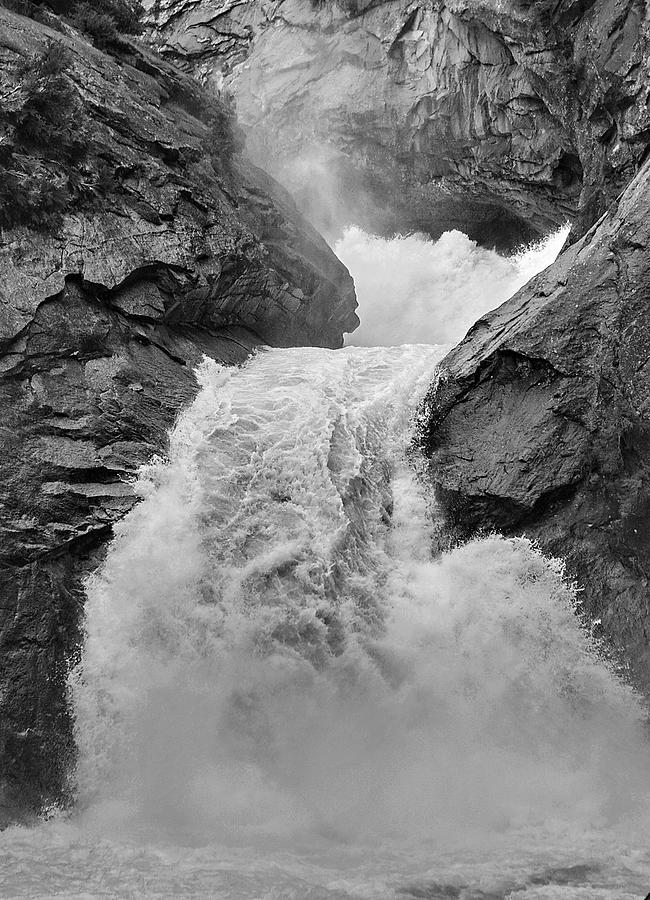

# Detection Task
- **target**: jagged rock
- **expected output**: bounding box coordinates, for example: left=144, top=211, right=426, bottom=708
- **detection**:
left=418, top=157, right=650, bottom=693
left=0, top=6, right=357, bottom=822
left=143, top=0, right=650, bottom=249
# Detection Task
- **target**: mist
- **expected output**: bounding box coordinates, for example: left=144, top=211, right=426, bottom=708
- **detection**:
left=69, top=349, right=650, bottom=852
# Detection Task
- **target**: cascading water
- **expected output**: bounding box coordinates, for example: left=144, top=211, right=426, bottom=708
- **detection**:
left=335, top=226, right=568, bottom=346
left=3, top=229, right=650, bottom=900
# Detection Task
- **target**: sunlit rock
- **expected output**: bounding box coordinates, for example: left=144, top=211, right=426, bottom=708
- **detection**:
left=144, top=0, right=650, bottom=249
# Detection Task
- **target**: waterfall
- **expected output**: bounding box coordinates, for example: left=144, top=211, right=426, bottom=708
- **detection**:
left=70, top=344, right=649, bottom=848
left=335, top=227, right=569, bottom=346
left=3, top=228, right=650, bottom=899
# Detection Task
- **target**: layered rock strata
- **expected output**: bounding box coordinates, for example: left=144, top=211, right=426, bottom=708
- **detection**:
left=0, top=5, right=357, bottom=821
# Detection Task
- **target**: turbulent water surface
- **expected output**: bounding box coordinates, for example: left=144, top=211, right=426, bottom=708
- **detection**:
left=335, top=226, right=568, bottom=346
left=2, top=231, right=650, bottom=899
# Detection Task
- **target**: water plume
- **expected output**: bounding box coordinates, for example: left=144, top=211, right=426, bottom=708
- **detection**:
left=337, top=226, right=568, bottom=346
left=69, top=346, right=649, bottom=851
left=2, top=279, right=650, bottom=897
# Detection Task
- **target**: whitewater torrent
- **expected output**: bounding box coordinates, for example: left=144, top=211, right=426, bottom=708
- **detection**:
left=3, top=229, right=650, bottom=900
left=335, top=226, right=568, bottom=346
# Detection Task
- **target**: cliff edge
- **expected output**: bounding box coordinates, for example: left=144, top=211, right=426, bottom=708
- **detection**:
left=0, top=4, right=357, bottom=822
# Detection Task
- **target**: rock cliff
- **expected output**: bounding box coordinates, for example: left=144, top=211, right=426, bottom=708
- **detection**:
left=0, top=5, right=356, bottom=822
left=418, top=157, right=650, bottom=693
left=144, top=0, right=650, bottom=249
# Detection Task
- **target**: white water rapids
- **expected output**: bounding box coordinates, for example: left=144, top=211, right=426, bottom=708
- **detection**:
left=335, top=226, right=568, bottom=346
left=3, top=229, right=650, bottom=899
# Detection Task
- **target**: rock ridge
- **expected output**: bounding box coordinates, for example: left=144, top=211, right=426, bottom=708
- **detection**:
left=0, top=4, right=356, bottom=821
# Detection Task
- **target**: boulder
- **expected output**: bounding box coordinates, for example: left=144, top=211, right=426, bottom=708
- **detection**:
left=144, top=0, right=650, bottom=249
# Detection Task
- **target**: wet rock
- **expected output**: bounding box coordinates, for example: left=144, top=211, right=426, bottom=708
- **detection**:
left=419, top=157, right=650, bottom=692
left=144, top=0, right=650, bottom=249
left=0, top=6, right=357, bottom=820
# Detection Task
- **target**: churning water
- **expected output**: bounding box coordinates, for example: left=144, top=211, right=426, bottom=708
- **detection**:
left=2, top=230, right=650, bottom=900
left=335, top=227, right=568, bottom=346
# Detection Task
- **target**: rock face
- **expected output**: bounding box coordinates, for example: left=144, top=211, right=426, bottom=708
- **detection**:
left=0, top=6, right=357, bottom=821
left=144, top=0, right=650, bottom=249
left=418, top=157, right=650, bottom=692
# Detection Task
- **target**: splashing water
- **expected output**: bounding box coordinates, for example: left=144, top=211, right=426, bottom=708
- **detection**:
left=2, top=231, right=650, bottom=900
left=69, top=345, right=648, bottom=843
left=336, top=226, right=568, bottom=346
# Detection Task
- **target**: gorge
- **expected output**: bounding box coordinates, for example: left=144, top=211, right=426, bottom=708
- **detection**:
left=145, top=0, right=650, bottom=247
left=1, top=0, right=650, bottom=897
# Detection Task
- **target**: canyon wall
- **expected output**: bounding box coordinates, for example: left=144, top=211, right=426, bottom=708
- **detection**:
left=0, top=5, right=356, bottom=821
left=144, top=0, right=650, bottom=249
left=419, top=158, right=650, bottom=693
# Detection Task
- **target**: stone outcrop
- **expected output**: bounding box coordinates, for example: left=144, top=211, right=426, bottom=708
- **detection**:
left=418, top=157, right=650, bottom=693
left=144, top=0, right=650, bottom=249
left=0, top=5, right=357, bottom=822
